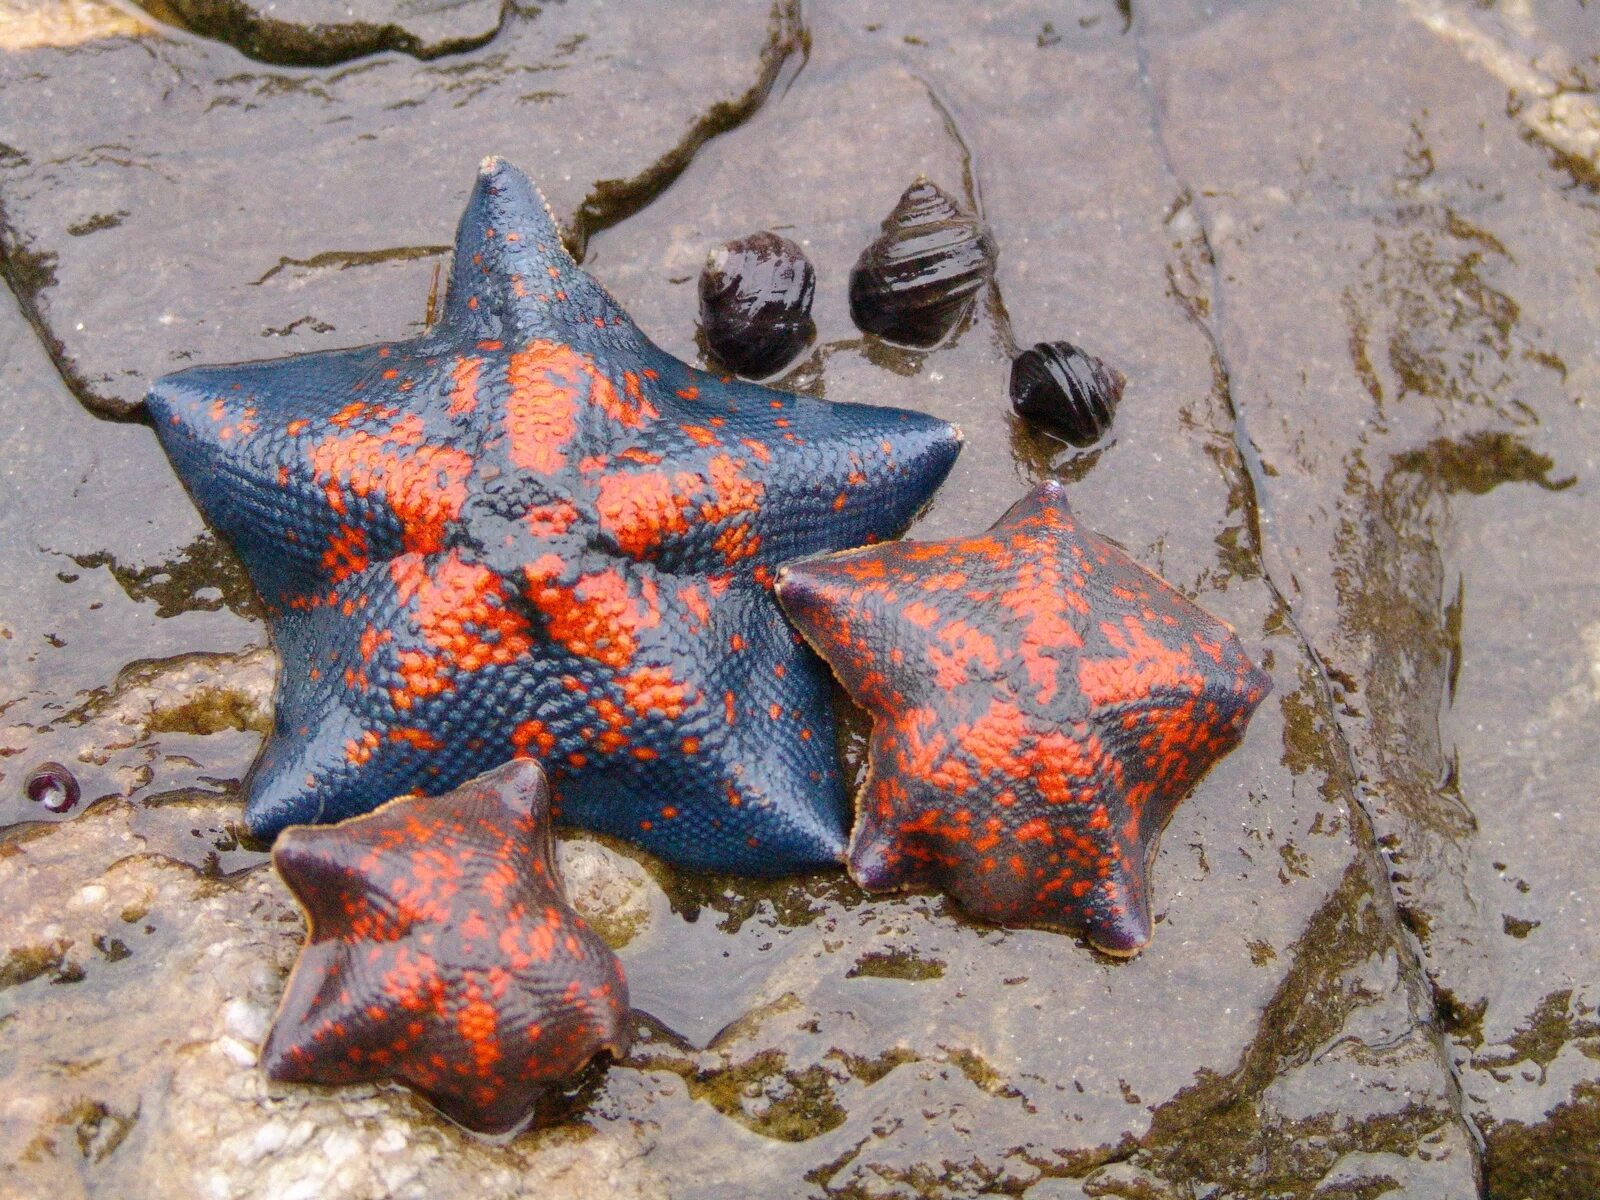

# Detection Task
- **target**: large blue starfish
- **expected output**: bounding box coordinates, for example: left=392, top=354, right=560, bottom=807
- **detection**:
left=146, top=158, right=961, bottom=874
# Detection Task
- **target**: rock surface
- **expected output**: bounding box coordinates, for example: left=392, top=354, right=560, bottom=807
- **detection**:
left=1, top=0, right=1595, bottom=1196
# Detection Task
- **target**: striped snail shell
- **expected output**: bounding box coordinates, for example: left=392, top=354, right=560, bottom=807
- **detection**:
left=698, top=231, right=816, bottom=379
left=1009, top=341, right=1125, bottom=445
left=24, top=761, right=80, bottom=813
left=848, top=179, right=998, bottom=348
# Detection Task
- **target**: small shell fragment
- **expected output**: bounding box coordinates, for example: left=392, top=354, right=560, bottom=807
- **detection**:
left=24, top=762, right=80, bottom=813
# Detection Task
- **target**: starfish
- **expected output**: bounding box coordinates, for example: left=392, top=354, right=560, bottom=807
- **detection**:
left=260, top=759, right=630, bottom=1135
left=775, top=481, right=1271, bottom=954
left=145, top=157, right=961, bottom=873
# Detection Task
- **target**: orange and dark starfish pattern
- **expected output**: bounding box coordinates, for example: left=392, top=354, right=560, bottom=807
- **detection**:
left=776, top=481, right=1271, bottom=955
left=144, top=158, right=961, bottom=873
left=261, top=759, right=629, bottom=1135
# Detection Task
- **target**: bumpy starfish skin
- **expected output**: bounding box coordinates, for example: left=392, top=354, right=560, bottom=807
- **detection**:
left=260, top=759, right=629, bottom=1135
left=145, top=158, right=961, bottom=873
left=776, top=481, right=1271, bottom=954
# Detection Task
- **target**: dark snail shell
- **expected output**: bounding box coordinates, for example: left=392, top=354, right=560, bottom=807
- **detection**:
left=848, top=179, right=998, bottom=348
left=1009, top=342, right=1125, bottom=446
left=24, top=762, right=80, bottom=813
left=698, top=231, right=817, bottom=379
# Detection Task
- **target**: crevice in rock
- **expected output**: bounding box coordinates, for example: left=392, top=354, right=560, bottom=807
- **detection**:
left=565, top=1, right=809, bottom=260
left=1127, top=10, right=1487, bottom=1192
left=131, top=0, right=516, bottom=69
left=250, top=244, right=453, bottom=286
left=0, top=232, right=113, bottom=424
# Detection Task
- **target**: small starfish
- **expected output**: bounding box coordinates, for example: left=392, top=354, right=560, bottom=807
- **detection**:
left=776, top=481, right=1271, bottom=954
left=261, top=759, right=629, bottom=1135
left=145, top=157, right=961, bottom=873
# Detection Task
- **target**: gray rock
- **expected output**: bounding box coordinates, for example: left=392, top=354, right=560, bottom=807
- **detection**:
left=1, top=0, right=1596, bottom=1195
left=0, top=1, right=804, bottom=416
left=1146, top=2, right=1600, bottom=1194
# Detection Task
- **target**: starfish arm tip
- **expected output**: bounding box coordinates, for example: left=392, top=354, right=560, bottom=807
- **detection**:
left=257, top=1031, right=301, bottom=1082
left=143, top=370, right=218, bottom=447
left=847, top=825, right=915, bottom=892
left=427, top=1087, right=545, bottom=1138
left=474, top=757, right=552, bottom=823
left=1089, top=937, right=1147, bottom=959
left=1085, top=889, right=1154, bottom=957
left=245, top=751, right=339, bottom=842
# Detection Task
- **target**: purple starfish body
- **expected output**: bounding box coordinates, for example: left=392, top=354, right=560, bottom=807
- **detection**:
left=777, top=482, right=1271, bottom=954
left=262, top=759, right=629, bottom=1135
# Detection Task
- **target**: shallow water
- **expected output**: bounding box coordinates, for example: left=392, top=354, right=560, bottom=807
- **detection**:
left=1, top=1, right=1596, bottom=1196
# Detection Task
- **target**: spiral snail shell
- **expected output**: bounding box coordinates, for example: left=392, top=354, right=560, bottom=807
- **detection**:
left=24, top=761, right=80, bottom=813
left=848, top=179, right=998, bottom=348
left=698, top=231, right=817, bottom=379
left=1009, top=341, right=1125, bottom=445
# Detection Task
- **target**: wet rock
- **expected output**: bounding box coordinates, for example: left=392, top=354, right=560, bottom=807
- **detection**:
left=0, top=802, right=668, bottom=1199
left=135, top=0, right=508, bottom=66
left=1, top=0, right=1596, bottom=1193
left=556, top=836, right=657, bottom=951
left=1145, top=0, right=1600, bottom=1194
left=0, top=285, right=266, bottom=852
left=0, top=1, right=804, bottom=416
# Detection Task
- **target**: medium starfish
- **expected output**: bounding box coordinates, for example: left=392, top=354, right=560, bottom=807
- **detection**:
left=145, top=157, right=961, bottom=873
left=261, top=759, right=629, bottom=1135
left=775, top=481, right=1271, bottom=954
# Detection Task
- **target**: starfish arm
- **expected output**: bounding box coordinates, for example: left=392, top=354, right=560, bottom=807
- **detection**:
left=244, top=550, right=548, bottom=838
left=260, top=939, right=378, bottom=1083
left=991, top=477, right=1069, bottom=526
left=445, top=157, right=643, bottom=360
left=262, top=938, right=525, bottom=1114
left=845, top=757, right=925, bottom=892
left=533, top=570, right=850, bottom=873
left=270, top=824, right=410, bottom=941
left=595, top=348, right=963, bottom=574
left=777, top=546, right=959, bottom=711
left=848, top=705, right=1158, bottom=953
left=147, top=349, right=479, bottom=606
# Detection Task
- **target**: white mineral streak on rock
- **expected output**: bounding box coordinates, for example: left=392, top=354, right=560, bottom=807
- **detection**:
left=1402, top=0, right=1600, bottom=173
left=0, top=0, right=153, bottom=50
